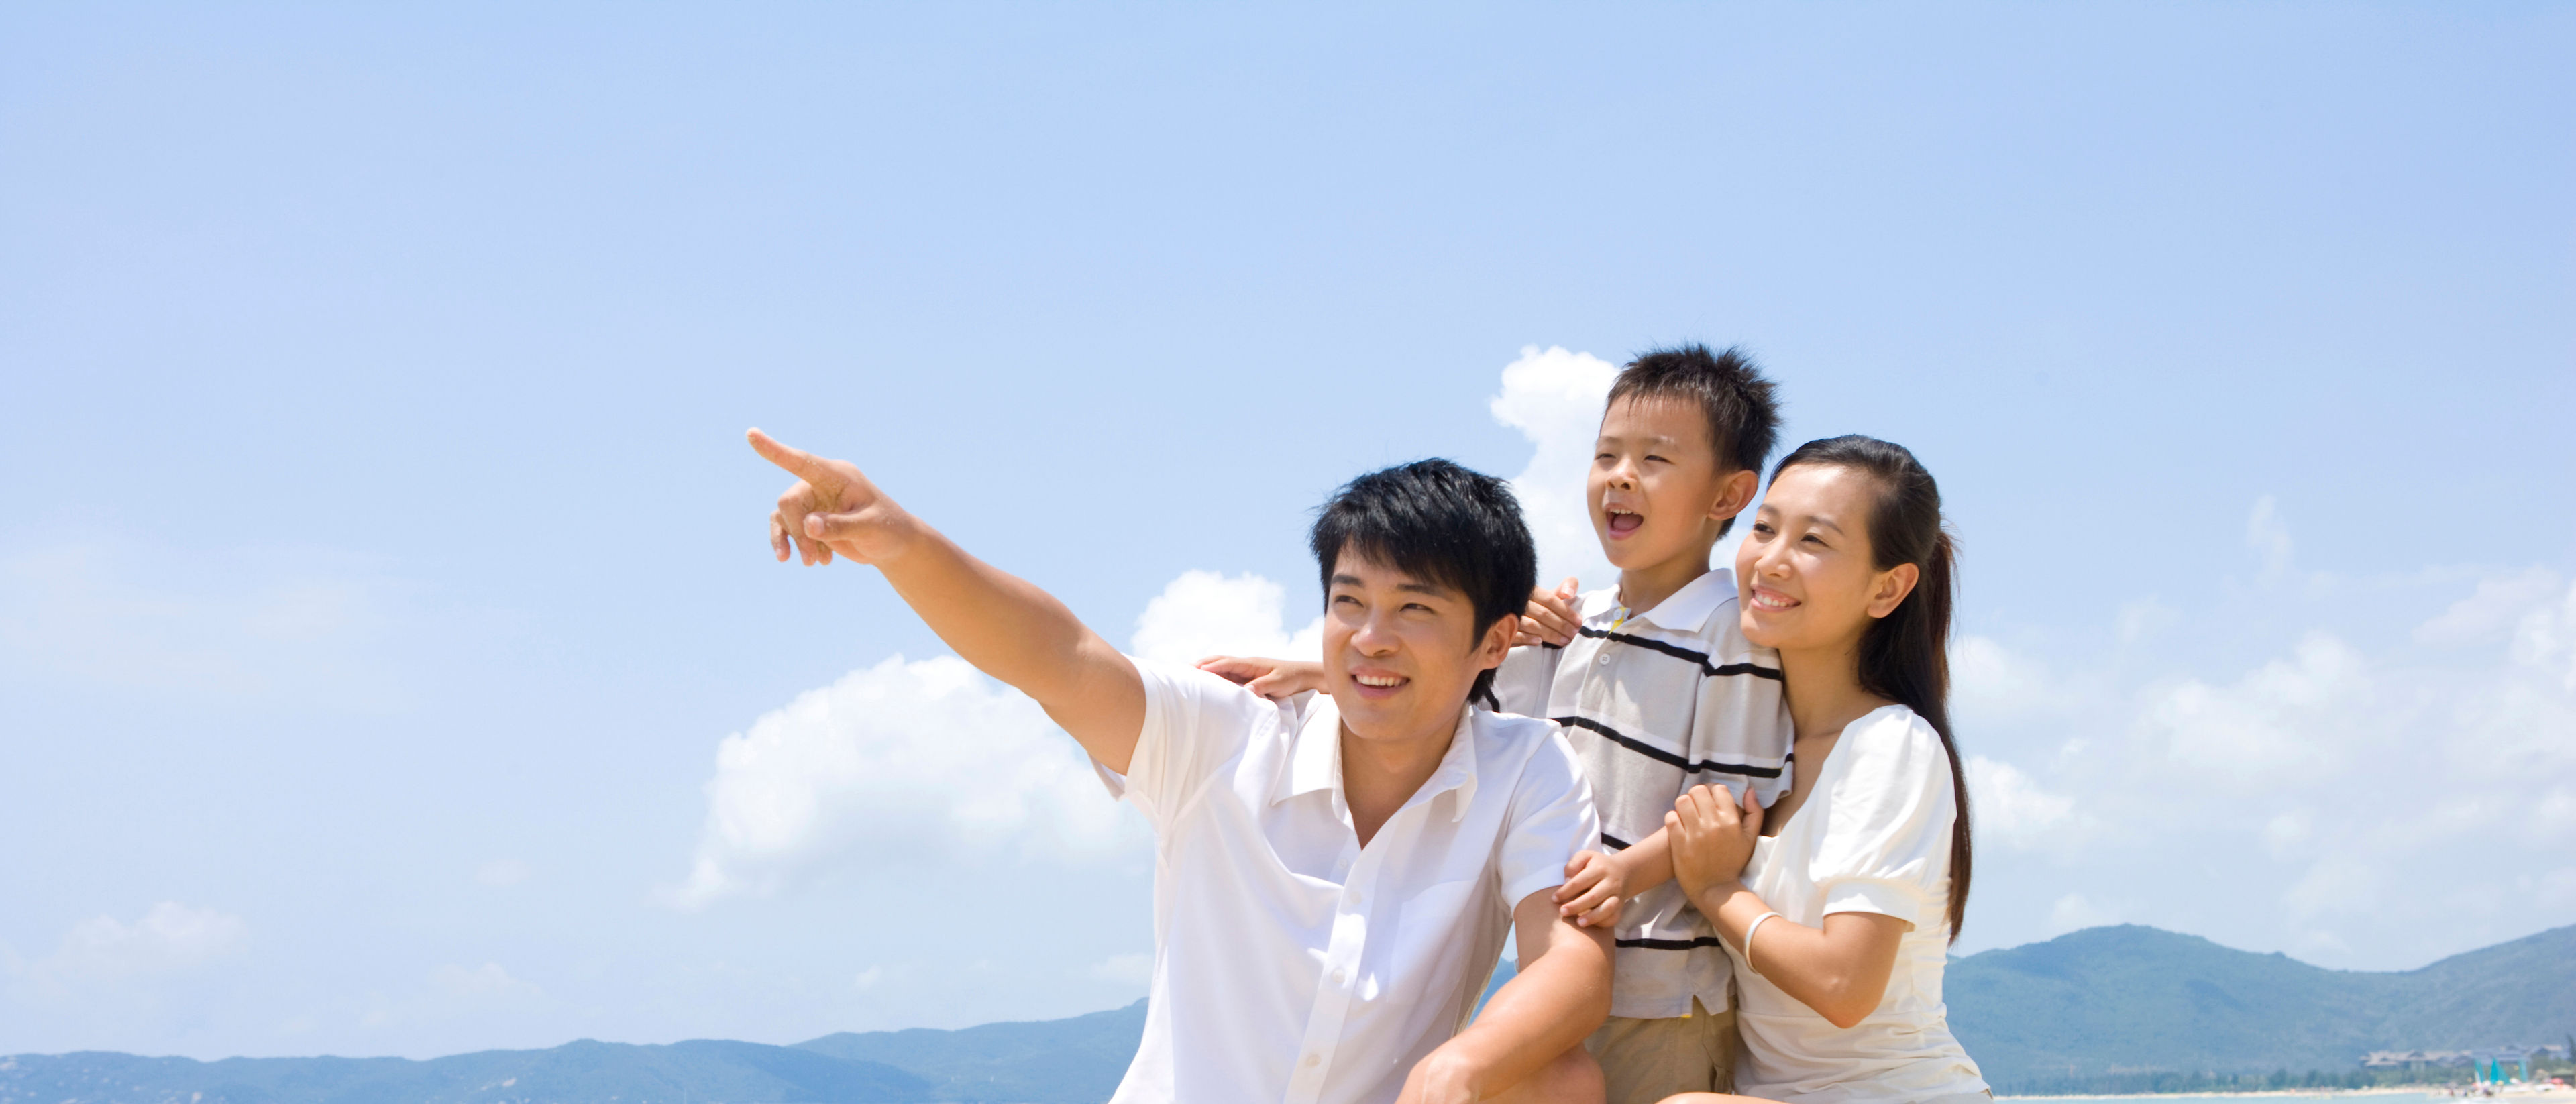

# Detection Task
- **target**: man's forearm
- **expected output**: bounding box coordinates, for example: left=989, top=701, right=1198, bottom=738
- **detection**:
left=869, top=518, right=1145, bottom=767
left=1417, top=894, right=1613, bottom=1097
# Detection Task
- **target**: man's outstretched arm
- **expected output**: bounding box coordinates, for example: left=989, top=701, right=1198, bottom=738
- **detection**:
left=749, top=429, right=1146, bottom=773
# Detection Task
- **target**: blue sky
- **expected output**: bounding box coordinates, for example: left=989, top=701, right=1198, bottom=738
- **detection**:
left=3, top=0, right=2571, bottom=1060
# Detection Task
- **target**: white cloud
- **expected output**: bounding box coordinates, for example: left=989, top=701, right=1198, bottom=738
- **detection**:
left=429, top=962, right=542, bottom=1001
left=2138, top=630, right=2376, bottom=783
left=1087, top=952, right=1153, bottom=986
left=2047, top=892, right=2121, bottom=934
left=2417, top=567, right=2561, bottom=647
left=2, top=903, right=249, bottom=1007
left=475, top=859, right=531, bottom=888
left=2246, top=495, right=2296, bottom=581
left=853, top=965, right=884, bottom=990
left=1965, top=756, right=2082, bottom=852
left=1129, top=571, right=1322, bottom=666
left=675, top=568, right=1322, bottom=908
left=1490, top=345, right=1619, bottom=592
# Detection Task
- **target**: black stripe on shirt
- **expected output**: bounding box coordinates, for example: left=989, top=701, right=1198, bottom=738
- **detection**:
left=1552, top=716, right=1786, bottom=779
left=1573, top=626, right=1785, bottom=681
left=1615, top=936, right=1729, bottom=950
left=1601, top=832, right=1632, bottom=852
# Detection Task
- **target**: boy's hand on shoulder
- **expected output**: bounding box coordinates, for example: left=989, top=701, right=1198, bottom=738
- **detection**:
left=748, top=429, right=919, bottom=567
left=1515, top=577, right=1583, bottom=647
left=1552, top=849, right=1625, bottom=929
left=1195, top=656, right=1326, bottom=700
left=1667, top=784, right=1762, bottom=901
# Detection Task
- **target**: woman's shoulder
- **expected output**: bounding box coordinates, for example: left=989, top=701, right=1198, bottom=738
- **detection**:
left=1829, top=704, right=1952, bottom=795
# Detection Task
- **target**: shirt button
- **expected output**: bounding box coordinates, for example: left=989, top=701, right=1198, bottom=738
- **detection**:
left=1346, top=887, right=1362, bottom=905
left=1303, top=1054, right=1321, bottom=1068
left=1598, top=654, right=1612, bottom=665
left=1332, top=968, right=1347, bottom=985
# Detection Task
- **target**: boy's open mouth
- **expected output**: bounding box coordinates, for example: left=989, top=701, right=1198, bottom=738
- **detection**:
left=1605, top=509, right=1644, bottom=536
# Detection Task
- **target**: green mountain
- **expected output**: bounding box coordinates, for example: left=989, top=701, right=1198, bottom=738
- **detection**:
left=5, top=924, right=2571, bottom=1103
left=1947, top=923, right=2576, bottom=1091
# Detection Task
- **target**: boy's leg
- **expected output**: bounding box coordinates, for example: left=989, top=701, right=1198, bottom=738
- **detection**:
left=1701, top=1004, right=1739, bottom=1094
left=1586, top=1003, right=1729, bottom=1104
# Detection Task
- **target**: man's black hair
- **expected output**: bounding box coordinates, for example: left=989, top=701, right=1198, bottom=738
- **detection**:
left=1310, top=458, right=1537, bottom=710
left=1606, top=343, right=1783, bottom=537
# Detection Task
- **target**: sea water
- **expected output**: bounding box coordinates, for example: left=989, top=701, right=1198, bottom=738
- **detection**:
left=2008, top=1093, right=2465, bottom=1104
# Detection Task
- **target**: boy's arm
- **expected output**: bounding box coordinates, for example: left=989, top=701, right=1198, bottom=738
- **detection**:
left=1399, top=889, right=1613, bottom=1104
left=751, top=429, right=1146, bottom=773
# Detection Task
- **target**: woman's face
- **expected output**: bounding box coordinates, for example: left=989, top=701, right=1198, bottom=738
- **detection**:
left=1734, top=463, right=1919, bottom=654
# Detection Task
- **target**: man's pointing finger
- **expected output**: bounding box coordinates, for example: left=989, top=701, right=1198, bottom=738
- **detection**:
left=747, top=428, right=830, bottom=482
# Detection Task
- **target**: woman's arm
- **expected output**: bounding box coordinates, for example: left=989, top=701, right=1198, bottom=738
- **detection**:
left=1666, top=785, right=1909, bottom=1029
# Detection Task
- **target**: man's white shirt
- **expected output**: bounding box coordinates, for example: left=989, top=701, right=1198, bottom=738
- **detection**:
left=1095, top=659, right=1600, bottom=1104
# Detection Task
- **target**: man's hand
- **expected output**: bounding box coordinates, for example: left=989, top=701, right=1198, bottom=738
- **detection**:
left=1552, top=850, right=1625, bottom=929
left=1666, top=783, right=1762, bottom=902
left=1195, top=655, right=1328, bottom=700
left=1515, top=577, right=1582, bottom=647
left=750, top=428, right=920, bottom=567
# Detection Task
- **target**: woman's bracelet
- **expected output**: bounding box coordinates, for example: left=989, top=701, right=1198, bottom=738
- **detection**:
left=1741, top=911, right=1784, bottom=977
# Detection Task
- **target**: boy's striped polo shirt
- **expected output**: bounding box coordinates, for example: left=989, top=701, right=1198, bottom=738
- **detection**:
left=1490, top=566, right=1795, bottom=1019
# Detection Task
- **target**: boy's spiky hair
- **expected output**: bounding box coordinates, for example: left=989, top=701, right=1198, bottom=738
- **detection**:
left=1607, top=343, right=1782, bottom=537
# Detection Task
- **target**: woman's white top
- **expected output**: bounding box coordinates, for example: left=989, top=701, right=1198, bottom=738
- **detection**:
left=1730, top=704, right=1988, bottom=1104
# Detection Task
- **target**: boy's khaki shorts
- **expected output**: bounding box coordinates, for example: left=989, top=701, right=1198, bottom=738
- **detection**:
left=1584, top=998, right=1737, bottom=1104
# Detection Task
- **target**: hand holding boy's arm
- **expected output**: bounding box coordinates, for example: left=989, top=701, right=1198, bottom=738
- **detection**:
left=1194, top=655, right=1326, bottom=700
left=1668, top=784, right=1904, bottom=1029
left=751, top=429, right=1146, bottom=773
left=1399, top=888, right=1613, bottom=1104
left=1515, top=577, right=1582, bottom=648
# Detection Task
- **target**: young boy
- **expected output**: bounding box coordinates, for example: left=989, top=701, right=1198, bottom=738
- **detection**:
left=747, top=432, right=1615, bottom=1104
left=1506, top=344, right=1792, bottom=1104
left=1204, top=344, right=1791, bottom=1104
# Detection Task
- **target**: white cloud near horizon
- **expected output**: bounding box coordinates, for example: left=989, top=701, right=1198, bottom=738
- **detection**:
left=1492, top=345, right=1620, bottom=593
left=1949, top=497, right=2576, bottom=964
left=2, top=902, right=248, bottom=1004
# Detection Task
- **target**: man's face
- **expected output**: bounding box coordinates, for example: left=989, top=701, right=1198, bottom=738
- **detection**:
left=1321, top=548, right=1513, bottom=749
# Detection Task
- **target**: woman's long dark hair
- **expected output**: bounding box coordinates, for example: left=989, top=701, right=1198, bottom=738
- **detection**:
left=1772, top=435, right=1973, bottom=940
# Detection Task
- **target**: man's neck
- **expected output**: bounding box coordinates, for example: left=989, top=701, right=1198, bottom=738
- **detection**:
left=1338, top=715, right=1458, bottom=848
left=1617, top=554, right=1714, bottom=620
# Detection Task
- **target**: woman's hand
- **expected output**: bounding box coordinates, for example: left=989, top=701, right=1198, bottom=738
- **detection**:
left=1553, top=850, right=1626, bottom=929
left=1195, top=656, right=1326, bottom=700
left=1666, top=784, right=1764, bottom=902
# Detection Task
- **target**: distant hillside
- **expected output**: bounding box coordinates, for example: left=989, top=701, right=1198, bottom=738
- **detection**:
left=7, top=924, right=2571, bottom=1103
left=793, top=1001, right=1142, bottom=1102
left=1949, top=923, right=2576, bottom=1091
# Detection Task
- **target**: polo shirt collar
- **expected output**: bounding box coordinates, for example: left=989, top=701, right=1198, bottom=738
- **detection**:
left=1273, top=696, right=1483, bottom=822
left=1620, top=567, right=1734, bottom=633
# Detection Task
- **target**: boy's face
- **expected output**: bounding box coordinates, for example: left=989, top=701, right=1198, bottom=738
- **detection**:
left=1589, top=395, right=1756, bottom=573
left=1321, top=548, right=1514, bottom=748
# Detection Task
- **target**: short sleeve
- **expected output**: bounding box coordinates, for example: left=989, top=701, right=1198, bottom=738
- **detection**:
left=1107, top=658, right=1272, bottom=828
left=1489, top=644, right=1562, bottom=719
left=1495, top=726, right=1603, bottom=910
left=1809, top=708, right=1957, bottom=928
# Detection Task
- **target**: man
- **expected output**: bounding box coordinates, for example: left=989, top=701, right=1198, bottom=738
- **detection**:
left=750, top=429, right=1612, bottom=1103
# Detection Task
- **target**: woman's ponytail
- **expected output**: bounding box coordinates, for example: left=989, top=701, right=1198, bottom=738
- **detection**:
left=1772, top=435, right=1974, bottom=940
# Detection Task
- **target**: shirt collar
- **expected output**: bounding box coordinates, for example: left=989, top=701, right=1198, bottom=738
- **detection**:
left=1611, top=567, right=1735, bottom=632
left=1273, top=696, right=1483, bottom=822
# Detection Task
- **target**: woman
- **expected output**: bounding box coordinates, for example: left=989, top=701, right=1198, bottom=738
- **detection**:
left=1660, top=435, right=1986, bottom=1104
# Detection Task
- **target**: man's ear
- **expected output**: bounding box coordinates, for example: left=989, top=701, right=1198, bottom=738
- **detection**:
left=1708, top=467, right=1762, bottom=523
left=1475, top=610, right=1519, bottom=668
left=1866, top=562, right=1921, bottom=619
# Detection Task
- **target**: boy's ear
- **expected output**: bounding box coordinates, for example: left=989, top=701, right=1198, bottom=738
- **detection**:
left=1708, top=467, right=1762, bottom=522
